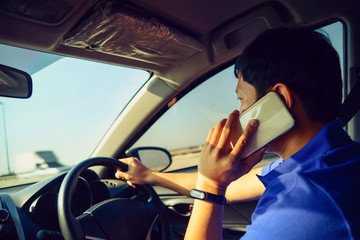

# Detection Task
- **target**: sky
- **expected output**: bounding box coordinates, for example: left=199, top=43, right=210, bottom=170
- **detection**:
left=0, top=50, right=149, bottom=176
left=0, top=22, right=343, bottom=176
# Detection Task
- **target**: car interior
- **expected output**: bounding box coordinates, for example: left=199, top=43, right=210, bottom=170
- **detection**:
left=0, top=0, right=359, bottom=239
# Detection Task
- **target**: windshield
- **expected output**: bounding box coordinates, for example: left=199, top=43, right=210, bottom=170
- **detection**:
left=0, top=44, right=149, bottom=188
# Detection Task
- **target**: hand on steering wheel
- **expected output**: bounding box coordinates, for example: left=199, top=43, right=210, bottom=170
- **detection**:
left=57, top=157, right=169, bottom=240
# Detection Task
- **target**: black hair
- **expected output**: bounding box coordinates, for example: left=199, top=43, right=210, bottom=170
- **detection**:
left=234, top=28, right=342, bottom=124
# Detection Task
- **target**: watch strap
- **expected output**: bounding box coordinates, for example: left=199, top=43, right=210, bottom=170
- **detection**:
left=190, top=189, right=226, bottom=205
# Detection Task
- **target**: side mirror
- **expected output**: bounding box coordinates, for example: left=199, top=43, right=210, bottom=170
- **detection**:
left=126, top=147, right=172, bottom=172
left=0, top=64, right=32, bottom=98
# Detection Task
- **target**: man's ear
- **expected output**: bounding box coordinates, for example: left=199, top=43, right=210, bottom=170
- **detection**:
left=271, top=83, right=293, bottom=109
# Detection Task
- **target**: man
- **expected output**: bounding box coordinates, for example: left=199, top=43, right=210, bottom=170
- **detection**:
left=116, top=28, right=360, bottom=239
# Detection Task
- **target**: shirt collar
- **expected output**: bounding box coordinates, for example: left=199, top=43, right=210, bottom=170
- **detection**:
left=258, top=118, right=350, bottom=187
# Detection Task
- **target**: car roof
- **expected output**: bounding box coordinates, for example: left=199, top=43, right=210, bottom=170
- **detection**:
left=0, top=0, right=351, bottom=79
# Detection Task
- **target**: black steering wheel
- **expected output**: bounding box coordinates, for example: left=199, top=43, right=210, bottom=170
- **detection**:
left=57, top=157, right=169, bottom=240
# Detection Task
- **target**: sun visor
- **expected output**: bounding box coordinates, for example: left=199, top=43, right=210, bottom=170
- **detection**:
left=61, top=2, right=204, bottom=65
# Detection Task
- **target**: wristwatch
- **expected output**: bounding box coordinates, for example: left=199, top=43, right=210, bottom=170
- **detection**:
left=190, top=189, right=226, bottom=205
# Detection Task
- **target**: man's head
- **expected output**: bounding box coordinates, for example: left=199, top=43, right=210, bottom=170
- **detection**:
left=234, top=28, right=342, bottom=124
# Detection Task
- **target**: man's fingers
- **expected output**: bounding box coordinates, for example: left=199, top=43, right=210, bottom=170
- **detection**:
left=115, top=169, right=128, bottom=179
left=209, top=119, right=226, bottom=146
left=115, top=158, right=134, bottom=179
left=115, top=169, right=136, bottom=186
left=218, top=110, right=239, bottom=149
left=205, top=128, right=215, bottom=144
left=115, top=171, right=122, bottom=179
left=232, top=119, right=259, bottom=156
left=117, top=158, right=131, bottom=169
left=118, top=157, right=133, bottom=165
left=115, top=171, right=136, bottom=188
left=241, top=147, right=266, bottom=171
left=126, top=181, right=136, bottom=188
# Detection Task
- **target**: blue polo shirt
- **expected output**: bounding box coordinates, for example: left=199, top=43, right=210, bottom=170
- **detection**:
left=241, top=119, right=360, bottom=240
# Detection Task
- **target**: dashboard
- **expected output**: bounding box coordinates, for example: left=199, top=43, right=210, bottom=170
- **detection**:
left=0, top=169, right=130, bottom=240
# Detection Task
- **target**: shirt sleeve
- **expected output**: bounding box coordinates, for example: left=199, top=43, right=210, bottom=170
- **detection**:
left=261, top=158, right=284, bottom=176
left=241, top=173, right=352, bottom=240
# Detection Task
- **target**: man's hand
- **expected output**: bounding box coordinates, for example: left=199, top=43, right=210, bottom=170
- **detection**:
left=115, top=157, right=152, bottom=188
left=185, top=110, right=266, bottom=240
left=197, top=110, right=266, bottom=194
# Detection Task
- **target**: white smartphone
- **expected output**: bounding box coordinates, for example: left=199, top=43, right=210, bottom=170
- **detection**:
left=235, top=91, right=295, bottom=158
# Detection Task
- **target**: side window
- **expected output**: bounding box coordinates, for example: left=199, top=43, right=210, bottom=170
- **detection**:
left=133, top=21, right=345, bottom=172
left=133, top=67, right=240, bottom=171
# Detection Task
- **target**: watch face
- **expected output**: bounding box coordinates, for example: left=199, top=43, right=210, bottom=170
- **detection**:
left=190, top=189, right=205, bottom=199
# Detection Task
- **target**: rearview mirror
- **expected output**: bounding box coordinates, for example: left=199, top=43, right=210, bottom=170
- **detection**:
left=126, top=147, right=172, bottom=172
left=0, top=64, right=32, bottom=98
